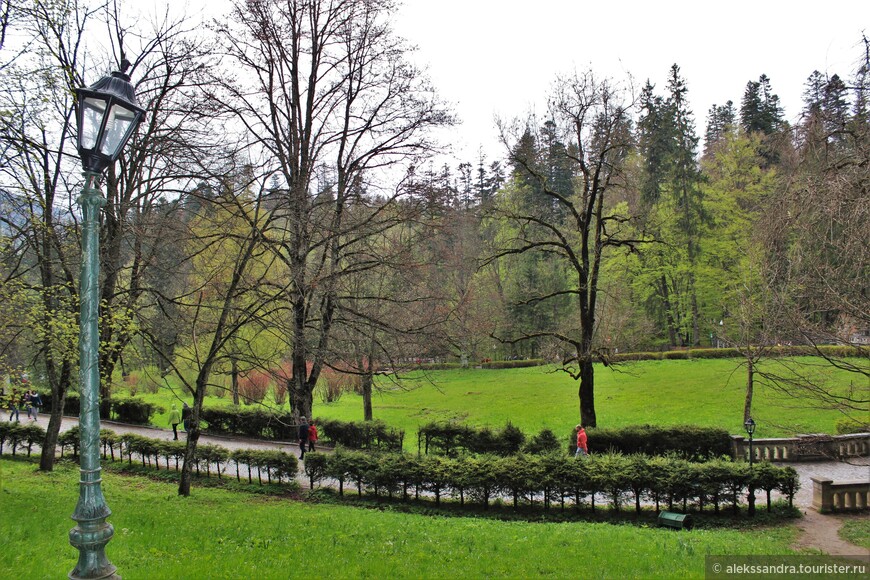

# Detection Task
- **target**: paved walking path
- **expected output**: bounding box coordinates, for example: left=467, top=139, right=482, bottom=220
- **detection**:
left=772, top=456, right=870, bottom=559
left=56, top=415, right=308, bottom=455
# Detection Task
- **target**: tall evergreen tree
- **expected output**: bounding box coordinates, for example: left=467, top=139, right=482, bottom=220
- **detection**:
left=666, top=64, right=704, bottom=345
left=704, top=101, right=735, bottom=158
left=636, top=80, right=673, bottom=204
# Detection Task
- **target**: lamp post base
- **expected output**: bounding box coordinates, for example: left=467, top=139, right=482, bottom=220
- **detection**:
left=69, top=518, right=118, bottom=579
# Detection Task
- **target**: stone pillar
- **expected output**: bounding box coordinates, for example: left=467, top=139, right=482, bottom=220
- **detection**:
left=811, top=477, right=833, bottom=513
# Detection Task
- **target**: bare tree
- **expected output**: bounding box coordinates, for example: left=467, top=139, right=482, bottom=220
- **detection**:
left=494, top=71, right=640, bottom=427
left=0, top=0, right=220, bottom=469
left=212, top=0, right=452, bottom=420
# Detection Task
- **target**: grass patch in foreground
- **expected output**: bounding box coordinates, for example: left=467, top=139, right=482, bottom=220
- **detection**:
left=1, top=458, right=800, bottom=579
left=839, top=517, right=870, bottom=550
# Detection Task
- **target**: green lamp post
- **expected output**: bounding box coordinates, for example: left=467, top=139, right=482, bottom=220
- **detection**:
left=69, top=59, right=144, bottom=580
left=744, top=416, right=756, bottom=517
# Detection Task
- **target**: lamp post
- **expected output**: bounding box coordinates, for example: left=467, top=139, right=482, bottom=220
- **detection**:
left=743, top=416, right=756, bottom=517
left=69, top=59, right=144, bottom=580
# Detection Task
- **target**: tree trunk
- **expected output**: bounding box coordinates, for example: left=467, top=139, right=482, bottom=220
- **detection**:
left=39, top=372, right=70, bottom=471
left=743, top=358, right=754, bottom=423
left=231, top=359, right=239, bottom=406
left=361, top=373, right=373, bottom=421
left=660, top=275, right=678, bottom=348
left=690, top=287, right=701, bottom=347
left=292, top=379, right=313, bottom=421
left=179, top=376, right=208, bottom=496
left=578, top=356, right=597, bottom=428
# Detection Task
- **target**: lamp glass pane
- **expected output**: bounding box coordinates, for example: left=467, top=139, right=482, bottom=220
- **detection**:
left=98, top=103, right=137, bottom=157
left=80, top=97, right=107, bottom=151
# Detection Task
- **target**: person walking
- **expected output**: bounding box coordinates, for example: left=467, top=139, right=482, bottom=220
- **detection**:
left=298, top=416, right=309, bottom=460
left=7, top=389, right=20, bottom=422
left=23, top=389, right=33, bottom=420
left=307, top=421, right=318, bottom=453
left=169, top=404, right=182, bottom=440
left=26, top=390, right=42, bottom=421
left=181, top=402, right=191, bottom=432
left=574, top=424, right=588, bottom=458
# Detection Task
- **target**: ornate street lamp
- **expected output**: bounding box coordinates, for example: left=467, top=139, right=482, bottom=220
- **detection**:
left=743, top=417, right=756, bottom=466
left=69, top=59, right=144, bottom=580
left=743, top=416, right=757, bottom=517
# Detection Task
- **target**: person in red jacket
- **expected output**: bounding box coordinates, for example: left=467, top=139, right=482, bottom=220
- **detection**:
left=574, top=424, right=588, bottom=458
left=307, top=421, right=318, bottom=452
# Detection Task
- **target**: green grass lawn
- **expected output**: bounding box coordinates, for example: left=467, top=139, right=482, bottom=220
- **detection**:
left=0, top=458, right=800, bottom=579
left=309, top=358, right=867, bottom=440
left=125, top=357, right=867, bottom=443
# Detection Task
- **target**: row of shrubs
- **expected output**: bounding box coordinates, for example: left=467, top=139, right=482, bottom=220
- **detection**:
left=198, top=407, right=300, bottom=440
left=417, top=422, right=731, bottom=460
left=480, top=359, right=547, bottom=369
left=195, top=409, right=406, bottom=451
left=412, top=359, right=547, bottom=370
left=38, top=394, right=162, bottom=425
left=0, top=422, right=45, bottom=456
left=609, top=344, right=864, bottom=362
left=303, top=449, right=799, bottom=514
left=0, top=423, right=297, bottom=485
left=417, top=421, right=551, bottom=456
left=1, top=421, right=797, bottom=517
left=316, top=418, right=404, bottom=451
left=61, top=427, right=299, bottom=485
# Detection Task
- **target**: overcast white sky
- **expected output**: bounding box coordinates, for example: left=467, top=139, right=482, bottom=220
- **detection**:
left=392, top=0, right=870, bottom=164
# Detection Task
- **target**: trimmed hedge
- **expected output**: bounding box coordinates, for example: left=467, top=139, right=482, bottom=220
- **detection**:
left=40, top=393, right=160, bottom=425
left=417, top=421, right=527, bottom=456
left=582, top=425, right=732, bottom=460
left=178, top=408, right=405, bottom=451
left=29, top=427, right=299, bottom=486
left=111, top=397, right=163, bottom=425
left=480, top=359, right=547, bottom=369
left=317, top=418, right=404, bottom=451
left=199, top=407, right=299, bottom=440
left=308, top=449, right=800, bottom=514
left=608, top=344, right=866, bottom=363
left=0, top=422, right=46, bottom=456
left=418, top=422, right=730, bottom=460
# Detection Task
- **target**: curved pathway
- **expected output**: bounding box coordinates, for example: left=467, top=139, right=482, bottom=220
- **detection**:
left=773, top=456, right=869, bottom=559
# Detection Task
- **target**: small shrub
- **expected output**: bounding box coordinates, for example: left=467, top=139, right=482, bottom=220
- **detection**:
left=835, top=418, right=870, bottom=435
left=273, top=380, right=288, bottom=406
left=111, top=397, right=161, bottom=425
left=524, top=428, right=562, bottom=454
left=124, top=373, right=140, bottom=396
left=239, top=370, right=270, bottom=404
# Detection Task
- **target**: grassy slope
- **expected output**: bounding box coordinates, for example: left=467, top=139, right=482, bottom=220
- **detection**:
left=0, top=459, right=797, bottom=579
left=312, top=358, right=866, bottom=440
left=130, top=357, right=867, bottom=442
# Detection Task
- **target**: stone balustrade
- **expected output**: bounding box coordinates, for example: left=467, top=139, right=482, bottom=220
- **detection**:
left=731, top=432, right=870, bottom=462
left=811, top=477, right=870, bottom=513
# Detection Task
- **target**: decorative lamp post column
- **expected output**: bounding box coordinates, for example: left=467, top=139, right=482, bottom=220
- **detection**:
left=744, top=416, right=756, bottom=517
left=69, top=59, right=144, bottom=580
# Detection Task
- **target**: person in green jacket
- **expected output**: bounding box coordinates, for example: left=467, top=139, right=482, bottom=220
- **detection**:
left=169, top=404, right=182, bottom=440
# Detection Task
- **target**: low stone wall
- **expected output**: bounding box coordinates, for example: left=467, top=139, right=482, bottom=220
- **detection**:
left=731, top=432, right=870, bottom=462
left=811, top=477, right=870, bottom=513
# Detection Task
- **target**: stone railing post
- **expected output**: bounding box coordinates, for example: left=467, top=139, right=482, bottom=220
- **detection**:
left=811, top=477, right=834, bottom=513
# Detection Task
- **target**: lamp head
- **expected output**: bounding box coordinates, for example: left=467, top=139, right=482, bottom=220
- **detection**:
left=75, top=59, right=145, bottom=173
left=743, top=417, right=756, bottom=436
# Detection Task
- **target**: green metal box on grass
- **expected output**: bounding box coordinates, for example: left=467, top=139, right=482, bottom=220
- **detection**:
left=658, top=511, right=694, bottom=530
